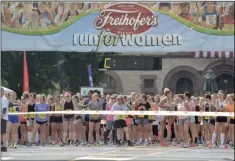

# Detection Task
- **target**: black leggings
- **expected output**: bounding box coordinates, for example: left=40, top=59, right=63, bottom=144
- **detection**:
left=104, top=129, right=117, bottom=143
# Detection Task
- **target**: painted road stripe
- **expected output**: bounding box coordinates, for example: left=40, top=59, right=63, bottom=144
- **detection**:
left=1, top=157, right=14, bottom=160
left=75, top=156, right=137, bottom=160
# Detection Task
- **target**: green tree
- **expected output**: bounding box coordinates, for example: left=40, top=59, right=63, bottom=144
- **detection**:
left=1, top=51, right=104, bottom=96
left=63, top=52, right=104, bottom=94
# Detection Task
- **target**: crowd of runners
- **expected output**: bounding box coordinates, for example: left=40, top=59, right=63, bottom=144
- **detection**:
left=1, top=87, right=234, bottom=152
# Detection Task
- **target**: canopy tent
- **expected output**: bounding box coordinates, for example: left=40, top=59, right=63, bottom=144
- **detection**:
left=1, top=86, right=14, bottom=93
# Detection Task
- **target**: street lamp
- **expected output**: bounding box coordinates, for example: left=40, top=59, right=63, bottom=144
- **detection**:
left=224, top=79, right=228, bottom=95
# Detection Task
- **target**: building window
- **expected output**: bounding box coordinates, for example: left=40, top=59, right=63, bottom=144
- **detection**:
left=144, top=79, right=154, bottom=88
left=140, top=75, right=157, bottom=94
left=100, top=75, right=116, bottom=89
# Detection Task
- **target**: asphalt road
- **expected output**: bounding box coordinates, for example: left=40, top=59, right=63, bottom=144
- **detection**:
left=1, top=144, right=234, bottom=161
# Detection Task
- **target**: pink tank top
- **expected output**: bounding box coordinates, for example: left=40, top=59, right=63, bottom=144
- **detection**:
left=106, top=103, right=114, bottom=121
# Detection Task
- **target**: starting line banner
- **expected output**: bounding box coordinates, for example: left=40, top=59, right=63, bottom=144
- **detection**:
left=1, top=2, right=234, bottom=53
left=8, top=111, right=234, bottom=117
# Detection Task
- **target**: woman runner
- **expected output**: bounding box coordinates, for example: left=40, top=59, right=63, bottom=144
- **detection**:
left=104, top=94, right=116, bottom=145
left=184, top=92, right=196, bottom=147
left=51, top=95, right=63, bottom=146
left=112, top=95, right=133, bottom=147
left=87, top=93, right=103, bottom=146
left=63, top=92, right=75, bottom=146
left=177, top=94, right=190, bottom=148
left=7, top=92, right=20, bottom=149
left=30, top=94, right=50, bottom=146
left=210, top=90, right=228, bottom=148
left=158, top=88, right=172, bottom=146
left=19, top=97, right=27, bottom=145
left=136, top=94, right=151, bottom=146
left=73, top=95, right=86, bottom=146
left=27, top=92, right=37, bottom=146
left=225, top=93, right=234, bottom=148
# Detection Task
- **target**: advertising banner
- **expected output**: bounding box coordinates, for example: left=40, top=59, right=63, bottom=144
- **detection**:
left=80, top=87, right=104, bottom=96
left=1, top=2, right=234, bottom=53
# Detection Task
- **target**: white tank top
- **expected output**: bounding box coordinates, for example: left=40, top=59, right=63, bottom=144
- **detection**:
left=178, top=102, right=188, bottom=119
left=219, top=100, right=226, bottom=109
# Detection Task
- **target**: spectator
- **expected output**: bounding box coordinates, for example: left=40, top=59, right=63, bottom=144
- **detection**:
left=60, top=2, right=79, bottom=24
left=38, top=2, right=54, bottom=26
left=22, top=8, right=47, bottom=30
left=197, top=1, right=219, bottom=29
left=219, top=3, right=234, bottom=31
left=159, top=2, right=171, bottom=12
left=178, top=3, right=191, bottom=21
left=12, top=2, right=33, bottom=29
left=1, top=5, right=12, bottom=27
left=170, top=2, right=180, bottom=15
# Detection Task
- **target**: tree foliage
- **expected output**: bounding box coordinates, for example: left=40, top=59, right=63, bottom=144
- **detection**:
left=1, top=51, right=104, bottom=97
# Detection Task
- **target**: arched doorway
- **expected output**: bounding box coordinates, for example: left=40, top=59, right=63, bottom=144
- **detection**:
left=202, top=60, right=234, bottom=94
left=176, top=77, right=194, bottom=94
left=163, top=66, right=200, bottom=96
left=216, top=74, right=234, bottom=94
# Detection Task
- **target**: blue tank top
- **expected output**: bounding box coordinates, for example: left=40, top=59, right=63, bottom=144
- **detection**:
left=202, top=6, right=218, bottom=22
left=35, top=103, right=49, bottom=122
left=8, top=102, right=19, bottom=120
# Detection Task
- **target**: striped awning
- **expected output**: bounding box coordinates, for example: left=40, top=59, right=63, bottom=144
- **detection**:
left=192, top=51, right=234, bottom=58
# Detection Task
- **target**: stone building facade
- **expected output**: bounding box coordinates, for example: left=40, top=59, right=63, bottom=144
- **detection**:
left=102, top=57, right=234, bottom=96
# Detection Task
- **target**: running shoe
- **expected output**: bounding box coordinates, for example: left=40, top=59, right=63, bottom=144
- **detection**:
left=75, top=141, right=79, bottom=146
left=182, top=144, right=189, bottom=148
left=10, top=144, right=14, bottom=148
left=128, top=141, right=134, bottom=146
left=35, top=142, right=40, bottom=146
left=81, top=140, right=86, bottom=146
left=60, top=142, right=65, bottom=147
left=136, top=141, right=142, bottom=146
left=219, top=144, right=227, bottom=149
left=160, top=142, right=168, bottom=147
left=27, top=142, right=32, bottom=147
left=99, top=141, right=104, bottom=146
left=208, top=143, right=216, bottom=148
left=87, top=143, right=91, bottom=147
left=41, top=142, right=45, bottom=146
left=190, top=144, right=196, bottom=147
left=95, top=142, right=100, bottom=147
left=144, top=140, right=149, bottom=146
left=173, top=142, right=177, bottom=146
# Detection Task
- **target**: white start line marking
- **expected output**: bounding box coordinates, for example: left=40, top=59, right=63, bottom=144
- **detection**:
left=75, top=156, right=137, bottom=160
left=1, top=157, right=14, bottom=160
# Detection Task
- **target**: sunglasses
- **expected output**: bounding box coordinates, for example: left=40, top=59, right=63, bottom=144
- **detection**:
left=66, top=96, right=70, bottom=98
left=111, top=98, right=116, bottom=99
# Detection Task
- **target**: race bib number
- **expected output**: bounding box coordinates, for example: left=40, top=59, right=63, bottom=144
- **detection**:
left=117, top=115, right=125, bottom=119
left=204, top=116, right=209, bottom=120
left=206, top=15, right=216, bottom=25
left=29, top=114, right=35, bottom=118
left=9, top=107, right=16, bottom=113
left=55, top=106, right=61, bottom=111
left=39, top=113, right=46, bottom=119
